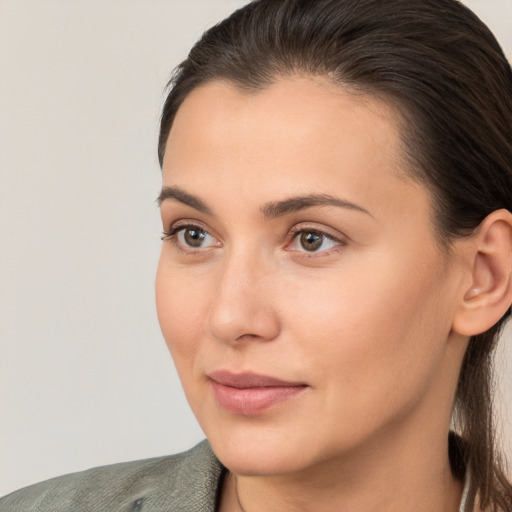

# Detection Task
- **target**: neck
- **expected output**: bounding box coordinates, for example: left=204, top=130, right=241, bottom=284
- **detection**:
left=221, top=418, right=463, bottom=512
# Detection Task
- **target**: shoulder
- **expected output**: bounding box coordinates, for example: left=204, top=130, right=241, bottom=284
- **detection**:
left=0, top=440, right=225, bottom=512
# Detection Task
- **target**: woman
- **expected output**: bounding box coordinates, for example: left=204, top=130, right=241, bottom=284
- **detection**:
left=1, top=0, right=511, bottom=511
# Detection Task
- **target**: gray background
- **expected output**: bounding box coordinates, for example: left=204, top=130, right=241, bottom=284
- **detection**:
left=0, top=0, right=511, bottom=496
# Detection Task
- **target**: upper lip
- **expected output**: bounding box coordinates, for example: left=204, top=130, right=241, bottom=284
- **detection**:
left=208, top=370, right=306, bottom=389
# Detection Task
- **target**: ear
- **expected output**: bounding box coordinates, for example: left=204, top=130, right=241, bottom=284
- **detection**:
left=452, top=209, right=512, bottom=337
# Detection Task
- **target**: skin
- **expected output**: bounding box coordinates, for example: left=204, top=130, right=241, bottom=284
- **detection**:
left=156, top=77, right=483, bottom=511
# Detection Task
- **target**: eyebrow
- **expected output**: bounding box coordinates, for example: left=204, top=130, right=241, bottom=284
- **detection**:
left=157, top=186, right=212, bottom=215
left=157, top=186, right=372, bottom=219
left=261, top=194, right=373, bottom=219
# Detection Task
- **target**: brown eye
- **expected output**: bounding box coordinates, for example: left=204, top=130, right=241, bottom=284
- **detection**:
left=183, top=227, right=207, bottom=247
left=287, top=228, right=342, bottom=255
left=163, top=225, right=219, bottom=250
left=299, top=231, right=323, bottom=252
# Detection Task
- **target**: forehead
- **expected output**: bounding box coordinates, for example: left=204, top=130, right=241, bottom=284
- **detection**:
left=162, top=77, right=430, bottom=227
left=165, top=77, right=405, bottom=163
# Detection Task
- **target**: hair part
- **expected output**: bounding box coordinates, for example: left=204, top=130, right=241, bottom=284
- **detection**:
left=158, top=1, right=512, bottom=509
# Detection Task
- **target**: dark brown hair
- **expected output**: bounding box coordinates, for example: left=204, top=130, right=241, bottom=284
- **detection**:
left=158, top=1, right=512, bottom=509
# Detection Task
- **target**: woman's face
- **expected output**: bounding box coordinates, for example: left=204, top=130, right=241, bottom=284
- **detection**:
left=156, top=77, right=467, bottom=476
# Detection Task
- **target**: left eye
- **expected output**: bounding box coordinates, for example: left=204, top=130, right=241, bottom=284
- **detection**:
left=289, top=230, right=340, bottom=253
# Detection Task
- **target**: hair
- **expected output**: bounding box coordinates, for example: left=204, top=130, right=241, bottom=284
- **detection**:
left=158, top=0, right=512, bottom=510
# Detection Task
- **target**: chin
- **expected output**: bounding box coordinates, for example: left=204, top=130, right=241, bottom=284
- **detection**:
left=212, top=439, right=313, bottom=477
left=202, top=418, right=335, bottom=477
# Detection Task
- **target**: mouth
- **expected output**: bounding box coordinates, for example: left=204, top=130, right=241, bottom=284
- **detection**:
left=207, top=370, right=308, bottom=415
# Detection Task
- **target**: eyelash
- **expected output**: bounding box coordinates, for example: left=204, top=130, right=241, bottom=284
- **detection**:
left=161, top=223, right=347, bottom=257
left=161, top=225, right=195, bottom=241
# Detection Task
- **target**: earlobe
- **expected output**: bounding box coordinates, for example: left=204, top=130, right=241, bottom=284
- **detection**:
left=452, top=209, right=512, bottom=337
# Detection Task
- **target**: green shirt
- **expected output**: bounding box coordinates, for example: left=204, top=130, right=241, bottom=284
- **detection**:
left=0, top=441, right=225, bottom=512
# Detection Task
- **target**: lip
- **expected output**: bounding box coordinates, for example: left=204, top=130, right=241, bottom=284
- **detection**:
left=208, top=370, right=308, bottom=415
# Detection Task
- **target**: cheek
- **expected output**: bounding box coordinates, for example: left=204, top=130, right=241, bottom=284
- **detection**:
left=283, top=251, right=453, bottom=404
left=155, top=254, right=211, bottom=366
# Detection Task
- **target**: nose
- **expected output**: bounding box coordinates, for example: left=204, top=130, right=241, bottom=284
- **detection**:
left=207, top=251, right=281, bottom=345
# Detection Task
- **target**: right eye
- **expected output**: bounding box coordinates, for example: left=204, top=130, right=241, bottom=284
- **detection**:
left=162, top=224, right=220, bottom=251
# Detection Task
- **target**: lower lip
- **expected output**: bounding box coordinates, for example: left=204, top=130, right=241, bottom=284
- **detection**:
left=210, top=381, right=306, bottom=415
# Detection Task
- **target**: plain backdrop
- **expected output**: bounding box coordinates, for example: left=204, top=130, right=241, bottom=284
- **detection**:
left=0, top=0, right=511, bottom=497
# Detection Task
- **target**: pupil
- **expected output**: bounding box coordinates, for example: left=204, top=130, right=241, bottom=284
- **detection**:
left=184, top=228, right=205, bottom=247
left=300, top=231, right=322, bottom=251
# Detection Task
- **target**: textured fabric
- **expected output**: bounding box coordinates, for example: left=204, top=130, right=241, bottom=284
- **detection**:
left=0, top=440, right=225, bottom=512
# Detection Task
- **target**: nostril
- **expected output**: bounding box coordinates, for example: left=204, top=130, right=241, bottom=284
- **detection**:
left=235, top=333, right=261, bottom=341
left=207, top=302, right=281, bottom=345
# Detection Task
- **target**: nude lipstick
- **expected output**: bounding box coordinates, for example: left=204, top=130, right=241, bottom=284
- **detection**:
left=208, top=370, right=307, bottom=415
